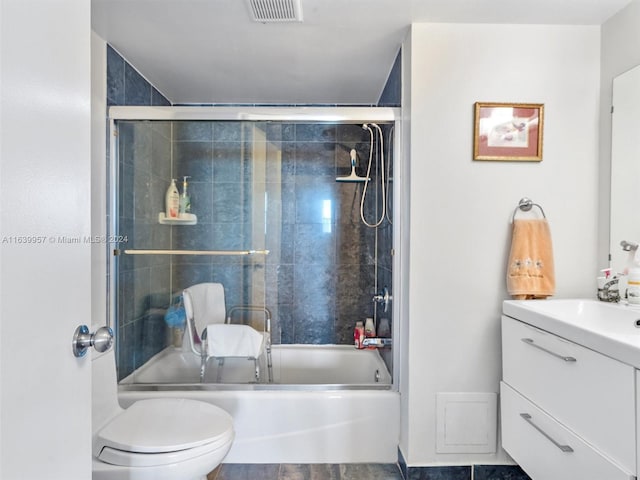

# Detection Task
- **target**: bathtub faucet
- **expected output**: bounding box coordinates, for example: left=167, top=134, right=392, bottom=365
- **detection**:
left=361, top=337, right=392, bottom=348
left=372, top=286, right=392, bottom=313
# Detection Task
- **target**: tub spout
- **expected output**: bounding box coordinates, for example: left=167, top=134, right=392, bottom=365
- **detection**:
left=361, top=337, right=392, bottom=348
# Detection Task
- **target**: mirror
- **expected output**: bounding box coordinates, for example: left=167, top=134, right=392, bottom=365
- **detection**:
left=610, top=64, right=640, bottom=276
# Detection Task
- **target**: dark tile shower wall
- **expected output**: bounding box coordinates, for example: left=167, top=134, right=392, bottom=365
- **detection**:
left=107, top=45, right=171, bottom=108
left=169, top=121, right=394, bottom=349
left=107, top=45, right=172, bottom=380
left=378, top=48, right=402, bottom=107
left=168, top=121, right=268, bottom=320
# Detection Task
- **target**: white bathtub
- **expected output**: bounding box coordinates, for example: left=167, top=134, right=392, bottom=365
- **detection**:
left=118, top=345, right=399, bottom=463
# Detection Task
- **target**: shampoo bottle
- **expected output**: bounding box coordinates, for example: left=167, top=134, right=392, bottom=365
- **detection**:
left=364, top=317, right=375, bottom=337
left=165, top=179, right=180, bottom=219
left=354, top=321, right=364, bottom=349
left=364, top=317, right=375, bottom=349
left=179, top=176, right=191, bottom=216
left=377, top=318, right=391, bottom=337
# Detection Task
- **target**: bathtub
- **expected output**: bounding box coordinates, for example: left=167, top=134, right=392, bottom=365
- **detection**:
left=118, top=345, right=399, bottom=463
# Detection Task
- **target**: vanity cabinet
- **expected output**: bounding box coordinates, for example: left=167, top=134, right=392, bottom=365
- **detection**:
left=501, top=315, right=636, bottom=480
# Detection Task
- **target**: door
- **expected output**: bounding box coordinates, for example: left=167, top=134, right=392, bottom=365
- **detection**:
left=0, top=0, right=92, bottom=479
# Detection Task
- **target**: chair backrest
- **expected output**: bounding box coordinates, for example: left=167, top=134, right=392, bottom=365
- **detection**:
left=183, top=283, right=226, bottom=354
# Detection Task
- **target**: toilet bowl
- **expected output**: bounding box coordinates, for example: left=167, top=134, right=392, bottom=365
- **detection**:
left=92, top=348, right=234, bottom=480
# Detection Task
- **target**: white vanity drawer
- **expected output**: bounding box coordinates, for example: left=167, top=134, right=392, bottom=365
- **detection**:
left=502, top=315, right=636, bottom=472
left=501, top=382, right=634, bottom=480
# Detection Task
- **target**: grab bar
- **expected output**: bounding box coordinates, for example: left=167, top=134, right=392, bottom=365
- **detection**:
left=511, top=197, right=546, bottom=222
left=118, top=249, right=269, bottom=256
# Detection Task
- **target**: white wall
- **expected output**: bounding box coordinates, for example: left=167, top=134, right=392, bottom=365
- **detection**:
left=599, top=0, right=640, bottom=265
left=401, top=23, right=601, bottom=465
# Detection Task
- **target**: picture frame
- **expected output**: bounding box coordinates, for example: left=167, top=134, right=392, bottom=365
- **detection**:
left=473, top=102, right=544, bottom=161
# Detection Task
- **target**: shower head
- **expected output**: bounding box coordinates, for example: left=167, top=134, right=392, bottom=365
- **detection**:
left=336, top=149, right=369, bottom=183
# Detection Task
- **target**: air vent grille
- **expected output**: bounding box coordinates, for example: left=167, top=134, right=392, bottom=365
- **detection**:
left=247, top=0, right=303, bottom=22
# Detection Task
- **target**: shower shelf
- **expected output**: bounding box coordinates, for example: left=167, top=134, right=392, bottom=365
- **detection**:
left=158, top=212, right=197, bottom=225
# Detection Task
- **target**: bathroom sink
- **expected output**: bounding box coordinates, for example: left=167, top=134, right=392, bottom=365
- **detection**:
left=503, top=299, right=640, bottom=368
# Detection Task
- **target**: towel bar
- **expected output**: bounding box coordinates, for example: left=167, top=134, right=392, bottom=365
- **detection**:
left=511, top=197, right=546, bottom=222
left=119, top=249, right=270, bottom=256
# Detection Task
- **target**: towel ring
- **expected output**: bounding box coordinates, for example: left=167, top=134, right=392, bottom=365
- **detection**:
left=511, top=197, right=546, bottom=222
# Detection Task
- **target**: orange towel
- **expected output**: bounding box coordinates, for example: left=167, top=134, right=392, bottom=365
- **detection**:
left=507, top=219, right=555, bottom=299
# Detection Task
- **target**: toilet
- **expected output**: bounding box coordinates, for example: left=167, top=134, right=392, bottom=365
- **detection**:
left=92, top=347, right=234, bottom=480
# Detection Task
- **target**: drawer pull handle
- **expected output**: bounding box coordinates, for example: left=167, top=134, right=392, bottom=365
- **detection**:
left=521, top=338, right=577, bottom=362
left=520, top=413, right=574, bottom=453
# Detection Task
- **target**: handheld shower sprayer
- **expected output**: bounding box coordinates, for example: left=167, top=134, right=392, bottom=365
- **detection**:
left=335, top=122, right=392, bottom=228
left=360, top=123, right=386, bottom=228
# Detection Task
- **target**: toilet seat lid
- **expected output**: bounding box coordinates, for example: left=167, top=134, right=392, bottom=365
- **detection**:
left=96, top=398, right=233, bottom=454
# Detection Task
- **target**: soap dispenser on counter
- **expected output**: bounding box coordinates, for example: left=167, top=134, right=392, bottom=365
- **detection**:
left=619, top=240, right=640, bottom=304
left=628, top=268, right=640, bottom=304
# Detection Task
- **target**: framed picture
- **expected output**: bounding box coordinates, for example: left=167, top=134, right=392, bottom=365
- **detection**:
left=473, top=102, right=544, bottom=161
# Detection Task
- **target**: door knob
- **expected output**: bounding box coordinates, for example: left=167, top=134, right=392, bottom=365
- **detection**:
left=72, top=325, right=114, bottom=357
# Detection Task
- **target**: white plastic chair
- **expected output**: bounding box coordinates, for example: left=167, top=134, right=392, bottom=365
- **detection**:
left=182, top=282, right=272, bottom=383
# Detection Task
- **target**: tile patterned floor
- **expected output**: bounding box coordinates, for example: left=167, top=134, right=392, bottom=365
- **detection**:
left=208, top=463, right=404, bottom=480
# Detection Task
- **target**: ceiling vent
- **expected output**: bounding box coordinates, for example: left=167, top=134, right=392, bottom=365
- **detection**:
left=247, top=0, right=303, bottom=22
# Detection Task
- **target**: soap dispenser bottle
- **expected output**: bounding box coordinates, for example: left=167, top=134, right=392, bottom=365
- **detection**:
left=179, top=176, right=191, bottom=216
left=629, top=268, right=640, bottom=304
left=624, top=241, right=640, bottom=304
left=165, top=179, right=180, bottom=219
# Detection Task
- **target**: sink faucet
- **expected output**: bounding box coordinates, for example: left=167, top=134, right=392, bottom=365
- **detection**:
left=621, top=240, right=639, bottom=252
left=598, top=277, right=620, bottom=303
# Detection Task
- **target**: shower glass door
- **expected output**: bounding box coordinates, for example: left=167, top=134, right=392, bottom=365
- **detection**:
left=109, top=107, right=398, bottom=386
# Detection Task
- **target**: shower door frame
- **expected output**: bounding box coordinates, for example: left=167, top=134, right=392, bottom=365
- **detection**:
left=107, top=105, right=404, bottom=390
